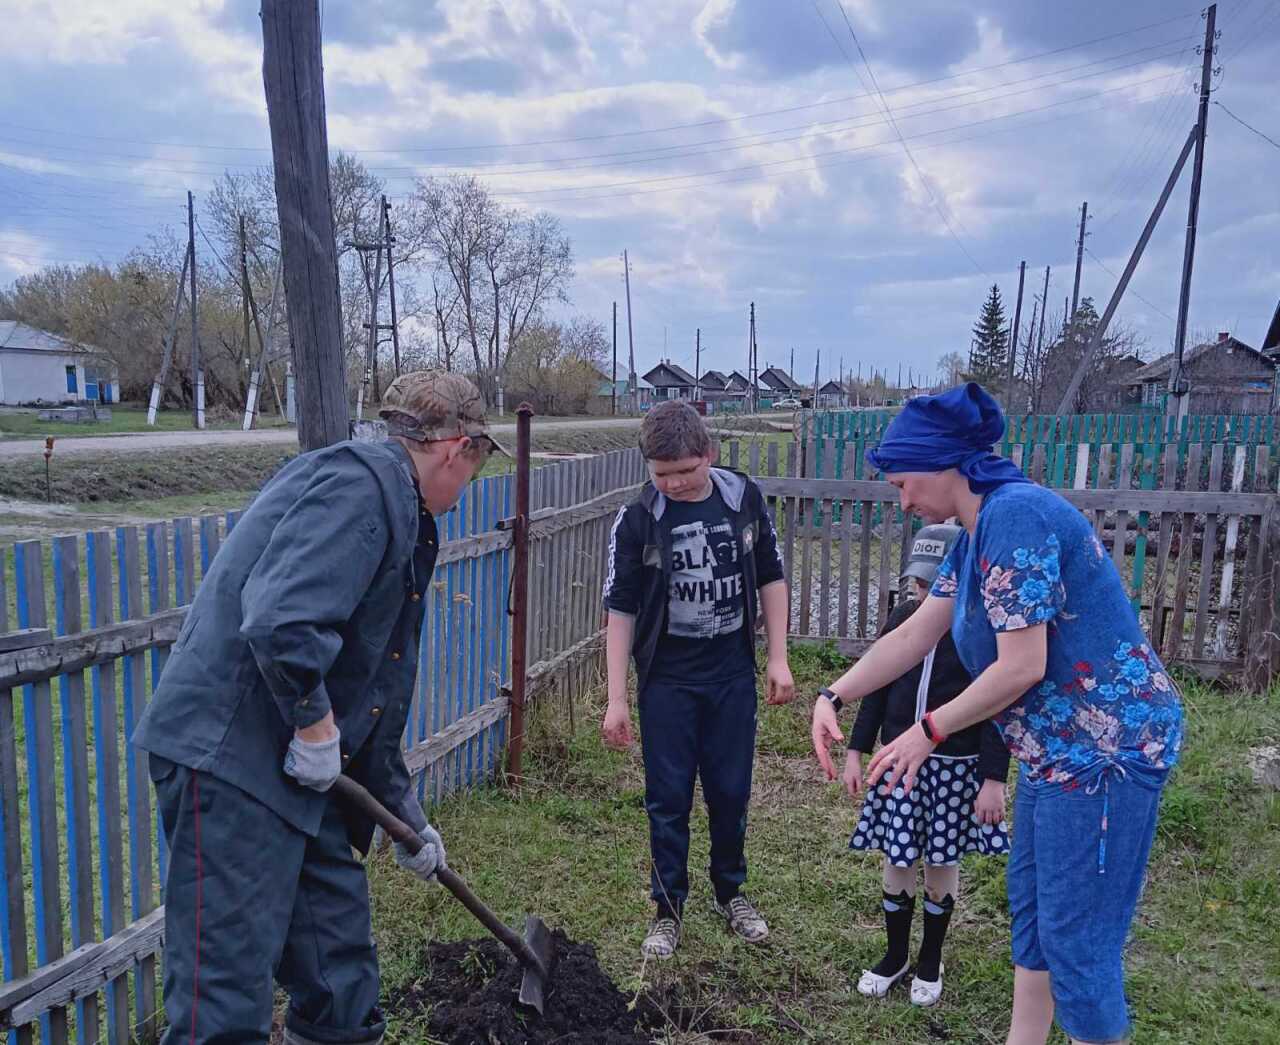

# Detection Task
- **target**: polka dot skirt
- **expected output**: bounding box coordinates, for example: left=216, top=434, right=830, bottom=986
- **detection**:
left=850, top=755, right=1010, bottom=867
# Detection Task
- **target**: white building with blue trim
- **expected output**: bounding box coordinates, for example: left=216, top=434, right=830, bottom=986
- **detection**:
left=0, top=321, right=120, bottom=406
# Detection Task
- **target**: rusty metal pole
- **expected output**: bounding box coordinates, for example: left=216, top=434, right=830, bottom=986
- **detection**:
left=506, top=403, right=534, bottom=786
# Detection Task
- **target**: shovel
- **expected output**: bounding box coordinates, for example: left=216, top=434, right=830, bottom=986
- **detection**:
left=331, top=775, right=553, bottom=1014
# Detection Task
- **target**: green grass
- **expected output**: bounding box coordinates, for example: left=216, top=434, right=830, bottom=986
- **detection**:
left=0, top=405, right=291, bottom=439
left=368, top=664, right=1280, bottom=1044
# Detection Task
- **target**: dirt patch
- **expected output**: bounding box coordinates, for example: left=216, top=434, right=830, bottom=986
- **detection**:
left=392, top=933, right=661, bottom=1045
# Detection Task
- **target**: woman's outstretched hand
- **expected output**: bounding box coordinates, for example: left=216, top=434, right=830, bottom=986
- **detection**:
left=865, top=722, right=937, bottom=796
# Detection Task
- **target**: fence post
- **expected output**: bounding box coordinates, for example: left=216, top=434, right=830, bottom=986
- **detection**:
left=506, top=404, right=533, bottom=787
left=1245, top=500, right=1280, bottom=693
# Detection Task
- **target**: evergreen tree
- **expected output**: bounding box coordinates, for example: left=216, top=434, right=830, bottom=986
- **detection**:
left=969, top=284, right=1009, bottom=388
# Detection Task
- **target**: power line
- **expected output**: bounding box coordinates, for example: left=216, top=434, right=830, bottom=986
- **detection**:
left=0, top=12, right=1202, bottom=158
left=1213, top=100, right=1280, bottom=149
left=1083, top=247, right=1177, bottom=321
left=0, top=44, right=1194, bottom=186
left=816, top=0, right=989, bottom=276
left=497, top=79, right=1174, bottom=206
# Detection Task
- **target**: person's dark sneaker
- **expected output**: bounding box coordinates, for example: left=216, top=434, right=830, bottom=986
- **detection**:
left=712, top=894, right=769, bottom=942
left=641, top=915, right=681, bottom=959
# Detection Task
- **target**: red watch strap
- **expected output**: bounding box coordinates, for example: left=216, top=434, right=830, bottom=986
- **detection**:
left=923, top=711, right=948, bottom=744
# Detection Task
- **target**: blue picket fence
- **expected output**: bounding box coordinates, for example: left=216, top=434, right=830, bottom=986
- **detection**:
left=0, top=445, right=644, bottom=1043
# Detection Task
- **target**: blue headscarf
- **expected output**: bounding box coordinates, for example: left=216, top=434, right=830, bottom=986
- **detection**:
left=866, top=383, right=1031, bottom=493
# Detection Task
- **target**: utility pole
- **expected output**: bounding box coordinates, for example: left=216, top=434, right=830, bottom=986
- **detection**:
left=187, top=191, right=204, bottom=429
left=814, top=348, right=821, bottom=406
left=1037, top=265, right=1050, bottom=356
left=242, top=254, right=284, bottom=431
left=623, top=251, right=636, bottom=413
left=694, top=328, right=701, bottom=401
left=1171, top=2, right=1218, bottom=422
left=748, top=302, right=756, bottom=413
left=383, top=196, right=402, bottom=378
left=790, top=346, right=795, bottom=382
left=352, top=203, right=387, bottom=420
left=1055, top=127, right=1197, bottom=416
left=147, top=246, right=191, bottom=425
left=1071, top=201, right=1088, bottom=321
left=239, top=215, right=252, bottom=379
left=261, top=0, right=349, bottom=451
left=1006, top=260, right=1026, bottom=411
left=611, top=301, right=618, bottom=417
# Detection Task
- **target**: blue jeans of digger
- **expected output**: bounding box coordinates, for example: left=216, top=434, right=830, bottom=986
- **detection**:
left=638, top=671, right=758, bottom=915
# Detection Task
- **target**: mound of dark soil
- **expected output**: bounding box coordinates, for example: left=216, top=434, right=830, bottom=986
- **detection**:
left=392, top=932, right=661, bottom=1045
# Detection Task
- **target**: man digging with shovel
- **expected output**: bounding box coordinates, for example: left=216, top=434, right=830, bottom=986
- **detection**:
left=132, top=371, right=503, bottom=1045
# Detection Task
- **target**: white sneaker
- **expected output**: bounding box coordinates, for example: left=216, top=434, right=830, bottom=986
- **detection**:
left=713, top=895, right=769, bottom=943
left=910, top=965, right=944, bottom=1007
left=856, top=960, right=909, bottom=998
left=641, top=916, right=680, bottom=959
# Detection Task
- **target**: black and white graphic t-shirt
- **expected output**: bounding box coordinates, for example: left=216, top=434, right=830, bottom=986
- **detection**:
left=651, top=487, right=754, bottom=681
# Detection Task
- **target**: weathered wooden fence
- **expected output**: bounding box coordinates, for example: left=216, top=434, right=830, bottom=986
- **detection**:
left=0, top=445, right=644, bottom=1044
left=719, top=439, right=1280, bottom=687
left=807, top=409, right=1280, bottom=449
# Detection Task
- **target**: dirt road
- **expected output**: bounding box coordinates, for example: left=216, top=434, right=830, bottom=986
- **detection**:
left=0, top=416, right=647, bottom=458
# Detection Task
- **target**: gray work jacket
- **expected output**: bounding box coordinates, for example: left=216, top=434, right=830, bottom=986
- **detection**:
left=132, top=438, right=436, bottom=851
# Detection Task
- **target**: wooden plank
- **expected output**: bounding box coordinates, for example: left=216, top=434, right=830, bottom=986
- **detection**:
left=876, top=497, right=893, bottom=635
left=1073, top=443, right=1090, bottom=490
left=87, top=531, right=131, bottom=1045
left=1110, top=443, right=1133, bottom=575
left=2, top=908, right=165, bottom=1031
left=173, top=517, right=195, bottom=606
left=798, top=483, right=815, bottom=635
left=198, top=514, right=220, bottom=574
left=0, top=544, right=33, bottom=1045
left=52, top=535, right=100, bottom=1045
left=1191, top=446, right=1225, bottom=659
left=1214, top=446, right=1248, bottom=659
left=857, top=499, right=873, bottom=638
left=145, top=523, right=171, bottom=887
left=117, top=526, right=158, bottom=1033
left=1149, top=448, right=1177, bottom=650
left=837, top=452, right=854, bottom=638
left=748, top=439, right=761, bottom=477
left=0, top=611, right=186, bottom=691
left=1167, top=444, right=1202, bottom=661
left=783, top=443, right=798, bottom=609
left=15, top=541, right=69, bottom=1045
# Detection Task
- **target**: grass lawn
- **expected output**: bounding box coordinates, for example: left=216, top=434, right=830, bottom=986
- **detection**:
left=0, top=405, right=291, bottom=439
left=368, top=645, right=1280, bottom=1044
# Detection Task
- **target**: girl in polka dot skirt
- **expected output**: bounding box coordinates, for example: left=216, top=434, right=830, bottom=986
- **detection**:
left=830, top=525, right=1010, bottom=1007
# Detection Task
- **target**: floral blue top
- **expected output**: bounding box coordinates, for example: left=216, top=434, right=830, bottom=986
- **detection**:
left=931, top=482, right=1183, bottom=786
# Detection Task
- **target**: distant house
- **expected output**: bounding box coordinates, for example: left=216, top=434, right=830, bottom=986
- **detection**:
left=642, top=360, right=697, bottom=401
left=725, top=370, right=753, bottom=395
left=1126, top=332, right=1277, bottom=415
left=0, top=321, right=119, bottom=406
left=816, top=379, right=848, bottom=409
left=1262, top=300, right=1280, bottom=360
left=758, top=366, right=803, bottom=398
left=696, top=368, right=729, bottom=397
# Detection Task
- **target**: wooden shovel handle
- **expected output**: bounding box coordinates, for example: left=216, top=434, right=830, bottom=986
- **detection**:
left=329, top=775, right=546, bottom=975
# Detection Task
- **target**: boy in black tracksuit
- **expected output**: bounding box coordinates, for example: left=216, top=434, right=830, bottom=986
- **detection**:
left=601, top=401, right=794, bottom=959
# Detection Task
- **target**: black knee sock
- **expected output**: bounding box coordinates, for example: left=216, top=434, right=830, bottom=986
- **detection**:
left=915, top=893, right=955, bottom=982
left=871, top=889, right=914, bottom=976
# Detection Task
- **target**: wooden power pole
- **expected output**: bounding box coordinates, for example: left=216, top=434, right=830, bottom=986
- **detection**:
left=623, top=250, right=636, bottom=413
left=187, top=191, right=204, bottom=429
left=1171, top=2, right=1218, bottom=422
left=611, top=301, right=618, bottom=417
left=1071, top=202, right=1088, bottom=321
left=383, top=195, right=402, bottom=379
left=1006, top=260, right=1026, bottom=411
left=261, top=0, right=349, bottom=451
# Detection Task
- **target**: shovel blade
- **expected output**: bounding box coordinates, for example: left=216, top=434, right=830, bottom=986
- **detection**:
left=517, top=915, right=553, bottom=1015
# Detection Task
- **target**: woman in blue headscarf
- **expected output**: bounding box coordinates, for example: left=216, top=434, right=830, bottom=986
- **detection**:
left=810, top=383, right=1182, bottom=1045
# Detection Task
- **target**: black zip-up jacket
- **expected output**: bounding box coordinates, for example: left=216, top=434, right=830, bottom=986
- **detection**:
left=602, top=467, right=786, bottom=689
left=848, top=598, right=1010, bottom=783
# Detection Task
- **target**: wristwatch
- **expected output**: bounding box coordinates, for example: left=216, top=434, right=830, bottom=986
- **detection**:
left=818, top=686, right=844, bottom=713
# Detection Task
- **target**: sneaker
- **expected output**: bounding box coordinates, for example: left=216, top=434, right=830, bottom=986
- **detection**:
left=713, top=894, right=769, bottom=943
left=641, top=916, right=681, bottom=959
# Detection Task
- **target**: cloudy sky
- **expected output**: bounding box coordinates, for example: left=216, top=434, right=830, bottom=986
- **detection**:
left=1, top=0, right=1277, bottom=384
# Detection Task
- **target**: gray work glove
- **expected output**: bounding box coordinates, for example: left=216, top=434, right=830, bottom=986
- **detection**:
left=283, top=731, right=342, bottom=791
left=394, top=824, right=446, bottom=882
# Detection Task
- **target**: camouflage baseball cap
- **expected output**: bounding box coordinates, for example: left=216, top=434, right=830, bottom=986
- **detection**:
left=379, top=370, right=508, bottom=456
